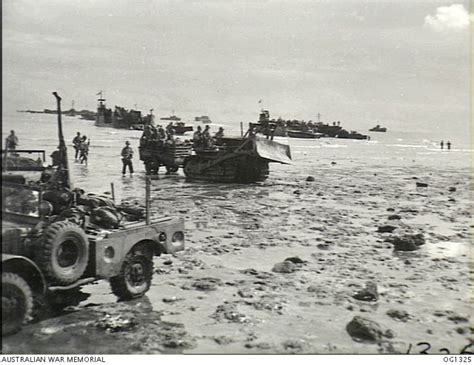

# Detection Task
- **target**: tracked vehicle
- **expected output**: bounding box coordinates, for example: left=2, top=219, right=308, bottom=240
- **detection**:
left=183, top=134, right=292, bottom=183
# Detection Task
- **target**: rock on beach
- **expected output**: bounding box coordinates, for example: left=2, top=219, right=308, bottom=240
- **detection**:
left=346, top=316, right=390, bottom=342
left=390, top=233, right=425, bottom=251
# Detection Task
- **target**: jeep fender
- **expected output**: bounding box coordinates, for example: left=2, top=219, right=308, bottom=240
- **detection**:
left=94, top=218, right=185, bottom=279
left=2, top=254, right=46, bottom=296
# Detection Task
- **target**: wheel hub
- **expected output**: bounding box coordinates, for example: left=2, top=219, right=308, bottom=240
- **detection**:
left=57, top=240, right=79, bottom=267
left=128, top=262, right=145, bottom=286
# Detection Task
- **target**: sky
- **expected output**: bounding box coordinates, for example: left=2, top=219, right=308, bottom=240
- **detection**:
left=2, top=0, right=472, bottom=134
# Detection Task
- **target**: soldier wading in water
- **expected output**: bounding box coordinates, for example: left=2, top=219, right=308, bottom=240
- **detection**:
left=121, top=141, right=134, bottom=176
left=5, top=130, right=19, bottom=150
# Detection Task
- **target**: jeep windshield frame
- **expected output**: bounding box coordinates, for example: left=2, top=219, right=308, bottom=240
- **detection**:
left=2, top=182, right=42, bottom=223
left=2, top=149, right=47, bottom=172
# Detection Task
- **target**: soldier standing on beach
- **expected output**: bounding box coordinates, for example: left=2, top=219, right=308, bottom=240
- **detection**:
left=6, top=130, right=18, bottom=150
left=121, top=141, right=134, bottom=176
left=440, top=140, right=444, bottom=149
left=447, top=141, right=451, bottom=150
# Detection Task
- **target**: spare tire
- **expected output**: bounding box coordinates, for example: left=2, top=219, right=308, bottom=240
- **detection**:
left=35, top=221, right=89, bottom=285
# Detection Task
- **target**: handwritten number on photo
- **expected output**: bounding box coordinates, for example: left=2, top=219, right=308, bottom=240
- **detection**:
left=417, top=342, right=431, bottom=354
left=406, top=342, right=473, bottom=354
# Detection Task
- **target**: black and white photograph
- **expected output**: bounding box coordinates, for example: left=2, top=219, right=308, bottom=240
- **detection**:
left=2, top=0, right=472, bottom=357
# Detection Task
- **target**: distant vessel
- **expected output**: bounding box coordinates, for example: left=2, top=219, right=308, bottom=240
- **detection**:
left=195, top=116, right=212, bottom=124
left=160, top=114, right=181, bottom=122
left=95, top=92, right=154, bottom=129
left=287, top=130, right=322, bottom=139
left=249, top=110, right=287, bottom=137
left=160, top=114, right=193, bottom=135
left=369, top=125, right=387, bottom=132
left=336, top=130, right=369, bottom=140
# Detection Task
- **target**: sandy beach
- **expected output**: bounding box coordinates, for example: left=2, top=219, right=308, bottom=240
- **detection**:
left=2, top=116, right=472, bottom=354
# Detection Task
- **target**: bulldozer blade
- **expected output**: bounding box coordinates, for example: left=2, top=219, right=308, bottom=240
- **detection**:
left=254, top=137, right=292, bottom=164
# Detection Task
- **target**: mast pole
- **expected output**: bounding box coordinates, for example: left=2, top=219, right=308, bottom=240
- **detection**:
left=53, top=91, right=71, bottom=188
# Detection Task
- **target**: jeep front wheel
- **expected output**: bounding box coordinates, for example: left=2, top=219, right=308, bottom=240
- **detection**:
left=2, top=272, right=34, bottom=336
left=109, top=254, right=153, bottom=300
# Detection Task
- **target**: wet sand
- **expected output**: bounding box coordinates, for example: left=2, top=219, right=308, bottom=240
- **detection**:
left=3, top=153, right=472, bottom=354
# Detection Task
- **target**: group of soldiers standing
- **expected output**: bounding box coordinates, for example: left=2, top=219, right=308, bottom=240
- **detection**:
left=140, top=122, right=177, bottom=145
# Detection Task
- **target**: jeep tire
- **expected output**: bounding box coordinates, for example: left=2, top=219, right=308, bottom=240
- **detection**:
left=109, top=253, right=153, bottom=300
left=2, top=272, right=34, bottom=336
left=35, top=221, right=89, bottom=285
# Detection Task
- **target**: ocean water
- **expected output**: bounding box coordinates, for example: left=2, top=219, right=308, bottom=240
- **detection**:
left=2, top=111, right=471, bottom=201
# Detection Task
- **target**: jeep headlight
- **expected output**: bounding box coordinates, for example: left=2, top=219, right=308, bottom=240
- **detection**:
left=39, top=201, right=53, bottom=217
left=172, top=231, right=184, bottom=243
left=158, top=232, right=167, bottom=242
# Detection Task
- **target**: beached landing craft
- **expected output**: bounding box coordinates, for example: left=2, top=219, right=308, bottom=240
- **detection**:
left=183, top=134, right=292, bottom=183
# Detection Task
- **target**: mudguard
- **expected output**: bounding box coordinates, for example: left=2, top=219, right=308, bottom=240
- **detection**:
left=2, top=254, right=46, bottom=295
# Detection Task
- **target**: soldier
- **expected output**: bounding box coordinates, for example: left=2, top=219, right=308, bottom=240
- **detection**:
left=121, top=141, right=134, bottom=176
left=5, top=130, right=18, bottom=150
left=214, top=127, right=224, bottom=145
left=166, top=122, right=175, bottom=141
left=202, top=125, right=211, bottom=148
left=141, top=125, right=152, bottom=143
left=440, top=140, right=444, bottom=149
left=50, top=147, right=62, bottom=167
left=157, top=125, right=166, bottom=140
left=79, top=136, right=90, bottom=165
left=72, top=132, right=81, bottom=159
left=193, top=125, right=203, bottom=149
left=447, top=141, right=451, bottom=150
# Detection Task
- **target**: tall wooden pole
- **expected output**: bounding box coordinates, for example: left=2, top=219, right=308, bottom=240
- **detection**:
left=53, top=92, right=71, bottom=188
left=111, top=182, right=115, bottom=203
left=145, top=176, right=151, bottom=225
